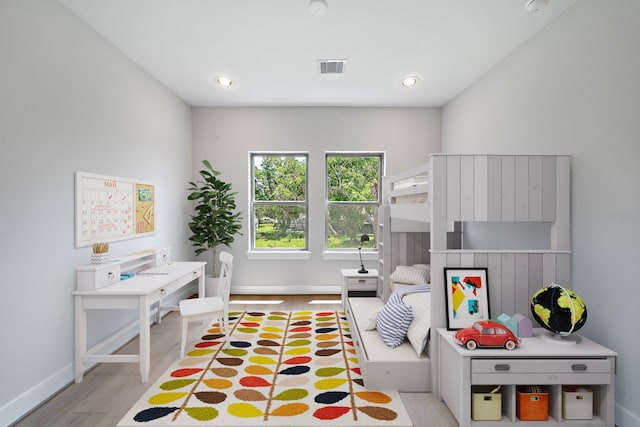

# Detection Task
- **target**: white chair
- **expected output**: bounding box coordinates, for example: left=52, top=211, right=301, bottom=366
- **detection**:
left=179, top=251, right=233, bottom=358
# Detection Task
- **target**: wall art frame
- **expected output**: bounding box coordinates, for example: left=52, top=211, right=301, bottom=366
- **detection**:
left=444, top=267, right=490, bottom=330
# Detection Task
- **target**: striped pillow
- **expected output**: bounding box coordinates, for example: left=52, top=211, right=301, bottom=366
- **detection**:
left=376, top=290, right=413, bottom=348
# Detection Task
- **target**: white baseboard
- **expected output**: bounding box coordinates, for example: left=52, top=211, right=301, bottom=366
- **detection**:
left=231, top=285, right=341, bottom=295
left=1, top=285, right=196, bottom=426
left=1, top=363, right=73, bottom=426
left=617, top=403, right=640, bottom=427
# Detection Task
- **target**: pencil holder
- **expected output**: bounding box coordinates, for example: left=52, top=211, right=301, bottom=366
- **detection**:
left=91, top=252, right=110, bottom=265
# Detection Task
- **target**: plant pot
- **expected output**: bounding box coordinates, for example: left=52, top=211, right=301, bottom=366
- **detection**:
left=205, top=276, right=220, bottom=298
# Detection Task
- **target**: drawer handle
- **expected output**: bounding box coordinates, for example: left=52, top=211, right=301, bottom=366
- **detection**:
left=571, top=364, right=587, bottom=371
left=162, top=254, right=168, bottom=260
left=494, top=364, right=510, bottom=371
left=107, top=272, right=115, bottom=279
left=160, top=288, right=166, bottom=296
left=358, top=279, right=366, bottom=283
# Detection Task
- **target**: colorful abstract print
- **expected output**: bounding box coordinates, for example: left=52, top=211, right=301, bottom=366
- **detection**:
left=123, top=311, right=403, bottom=426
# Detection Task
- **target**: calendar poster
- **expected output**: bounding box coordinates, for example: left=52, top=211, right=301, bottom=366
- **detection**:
left=75, top=172, right=155, bottom=247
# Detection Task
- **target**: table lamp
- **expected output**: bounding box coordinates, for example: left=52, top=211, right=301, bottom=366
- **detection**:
left=358, top=234, right=370, bottom=274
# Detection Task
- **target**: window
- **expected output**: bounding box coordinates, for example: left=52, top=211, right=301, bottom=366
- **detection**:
left=326, top=153, right=383, bottom=250
left=250, top=153, right=308, bottom=250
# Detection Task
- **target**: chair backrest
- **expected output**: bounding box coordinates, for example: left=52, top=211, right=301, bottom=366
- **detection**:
left=218, top=251, right=233, bottom=301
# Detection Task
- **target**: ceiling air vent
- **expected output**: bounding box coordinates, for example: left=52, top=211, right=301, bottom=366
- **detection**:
left=318, top=59, right=346, bottom=74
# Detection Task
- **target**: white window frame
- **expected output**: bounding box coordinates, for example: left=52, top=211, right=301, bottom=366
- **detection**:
left=248, top=152, right=310, bottom=259
left=324, top=152, right=385, bottom=257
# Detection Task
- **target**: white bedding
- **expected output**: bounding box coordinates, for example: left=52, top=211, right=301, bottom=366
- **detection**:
left=367, top=286, right=432, bottom=356
left=403, top=291, right=431, bottom=356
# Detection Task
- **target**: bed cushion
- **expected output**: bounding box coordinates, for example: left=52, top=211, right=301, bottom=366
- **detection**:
left=403, top=291, right=431, bottom=356
left=389, top=265, right=430, bottom=285
left=364, top=307, right=382, bottom=331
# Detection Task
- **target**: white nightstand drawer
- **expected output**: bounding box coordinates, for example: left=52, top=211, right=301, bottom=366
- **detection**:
left=471, top=358, right=612, bottom=385
left=346, top=277, right=377, bottom=290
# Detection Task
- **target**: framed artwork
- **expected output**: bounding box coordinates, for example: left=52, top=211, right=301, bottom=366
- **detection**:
left=444, top=268, right=490, bottom=330
left=75, top=172, right=155, bottom=248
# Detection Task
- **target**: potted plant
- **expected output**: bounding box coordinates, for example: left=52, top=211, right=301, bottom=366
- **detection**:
left=187, top=160, right=242, bottom=292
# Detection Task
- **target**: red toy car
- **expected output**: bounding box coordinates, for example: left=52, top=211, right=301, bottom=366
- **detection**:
left=454, top=320, right=520, bottom=350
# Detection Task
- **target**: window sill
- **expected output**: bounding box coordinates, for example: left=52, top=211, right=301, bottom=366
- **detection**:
left=322, top=251, right=378, bottom=261
left=247, top=251, right=312, bottom=261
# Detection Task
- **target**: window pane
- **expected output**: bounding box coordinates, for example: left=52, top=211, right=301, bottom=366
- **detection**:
left=254, top=205, right=306, bottom=249
left=327, top=205, right=377, bottom=249
left=327, top=156, right=380, bottom=202
left=254, top=155, right=306, bottom=201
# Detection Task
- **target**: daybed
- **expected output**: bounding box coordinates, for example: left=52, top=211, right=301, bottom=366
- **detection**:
left=342, top=162, right=434, bottom=392
left=345, top=283, right=431, bottom=392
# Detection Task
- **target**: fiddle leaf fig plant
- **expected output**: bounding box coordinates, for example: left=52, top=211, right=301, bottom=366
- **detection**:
left=187, top=160, right=242, bottom=275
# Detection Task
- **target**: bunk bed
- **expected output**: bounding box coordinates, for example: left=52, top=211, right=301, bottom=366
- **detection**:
left=345, top=154, right=571, bottom=398
left=345, top=161, right=433, bottom=392
left=383, top=162, right=430, bottom=223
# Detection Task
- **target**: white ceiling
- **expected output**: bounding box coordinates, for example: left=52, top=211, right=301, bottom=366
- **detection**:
left=58, top=0, right=578, bottom=107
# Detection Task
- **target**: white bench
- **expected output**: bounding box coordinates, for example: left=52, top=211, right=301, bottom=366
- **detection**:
left=345, top=297, right=431, bottom=392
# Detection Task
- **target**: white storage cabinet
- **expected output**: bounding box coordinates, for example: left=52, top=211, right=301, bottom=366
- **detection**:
left=437, top=328, right=616, bottom=427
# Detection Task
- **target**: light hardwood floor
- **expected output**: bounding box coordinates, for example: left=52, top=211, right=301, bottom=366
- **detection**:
left=13, top=295, right=457, bottom=427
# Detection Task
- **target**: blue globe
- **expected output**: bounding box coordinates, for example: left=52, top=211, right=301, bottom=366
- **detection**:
left=531, top=284, right=587, bottom=336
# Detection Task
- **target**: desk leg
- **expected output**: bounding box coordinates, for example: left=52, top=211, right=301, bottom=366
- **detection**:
left=139, top=296, right=151, bottom=383
left=198, top=267, right=205, bottom=298
left=74, top=296, right=87, bottom=383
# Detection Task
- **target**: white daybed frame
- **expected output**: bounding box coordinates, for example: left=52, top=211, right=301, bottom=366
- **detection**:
left=345, top=296, right=430, bottom=392
left=344, top=161, right=433, bottom=393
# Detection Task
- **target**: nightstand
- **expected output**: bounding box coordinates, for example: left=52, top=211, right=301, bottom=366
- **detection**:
left=341, top=268, right=378, bottom=306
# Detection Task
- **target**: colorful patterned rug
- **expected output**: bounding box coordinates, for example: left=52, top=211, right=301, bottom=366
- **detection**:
left=118, top=311, right=412, bottom=426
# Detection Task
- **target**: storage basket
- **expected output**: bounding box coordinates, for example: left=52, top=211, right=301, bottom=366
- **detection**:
left=472, top=385, right=501, bottom=421
left=563, top=386, right=593, bottom=420
left=517, top=385, right=548, bottom=421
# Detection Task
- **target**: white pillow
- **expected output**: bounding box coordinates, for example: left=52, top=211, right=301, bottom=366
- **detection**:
left=403, top=291, right=432, bottom=356
left=364, top=307, right=382, bottom=330
left=389, top=265, right=430, bottom=285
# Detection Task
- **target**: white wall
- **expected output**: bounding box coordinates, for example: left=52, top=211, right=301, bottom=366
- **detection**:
left=441, top=1, right=640, bottom=425
left=192, top=107, right=440, bottom=290
left=0, top=1, right=193, bottom=424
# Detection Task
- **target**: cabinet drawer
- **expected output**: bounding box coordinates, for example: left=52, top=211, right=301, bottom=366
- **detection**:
left=77, top=265, right=121, bottom=291
left=471, top=358, right=612, bottom=385
left=346, top=277, right=377, bottom=290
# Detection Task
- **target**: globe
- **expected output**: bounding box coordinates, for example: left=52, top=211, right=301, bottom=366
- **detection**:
left=531, top=284, right=587, bottom=336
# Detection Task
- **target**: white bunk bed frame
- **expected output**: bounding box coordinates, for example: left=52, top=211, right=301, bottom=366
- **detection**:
left=364, top=154, right=571, bottom=395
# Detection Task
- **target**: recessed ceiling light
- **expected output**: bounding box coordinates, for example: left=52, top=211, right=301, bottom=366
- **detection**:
left=401, top=76, right=419, bottom=88
left=309, top=0, right=328, bottom=16
left=524, top=0, right=549, bottom=12
left=216, top=76, right=233, bottom=87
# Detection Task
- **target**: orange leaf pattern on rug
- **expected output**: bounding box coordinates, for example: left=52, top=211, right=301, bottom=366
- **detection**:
left=118, top=311, right=410, bottom=426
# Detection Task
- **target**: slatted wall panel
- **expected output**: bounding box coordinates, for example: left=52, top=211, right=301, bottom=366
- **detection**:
left=430, top=154, right=571, bottom=397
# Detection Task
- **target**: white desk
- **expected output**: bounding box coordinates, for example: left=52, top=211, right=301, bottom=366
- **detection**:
left=73, top=261, right=206, bottom=383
